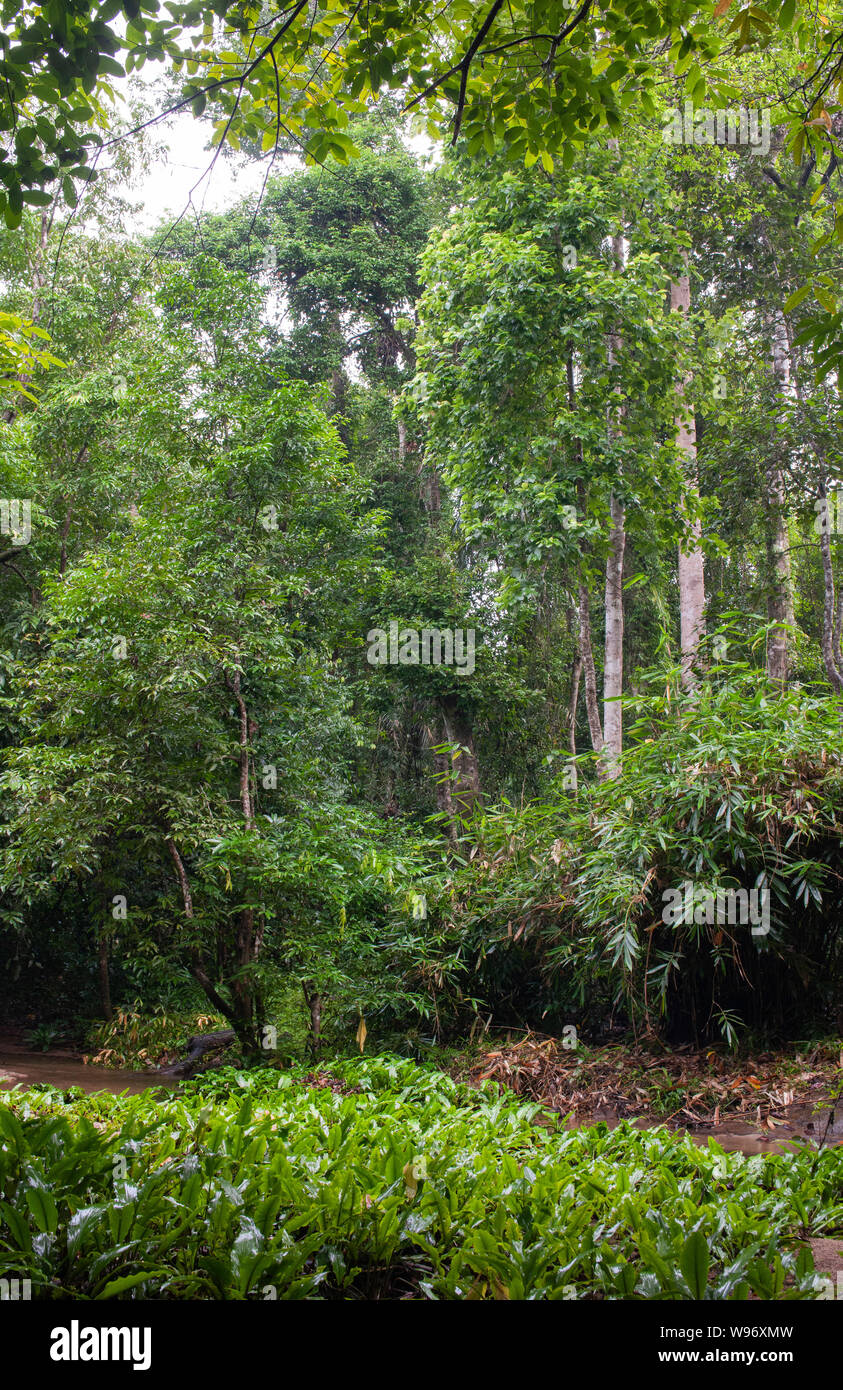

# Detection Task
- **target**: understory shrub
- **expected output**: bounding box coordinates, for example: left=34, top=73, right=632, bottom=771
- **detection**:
left=428, top=669, right=843, bottom=1044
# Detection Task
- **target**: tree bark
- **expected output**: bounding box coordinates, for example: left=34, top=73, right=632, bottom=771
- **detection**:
left=818, top=483, right=843, bottom=693
left=429, top=699, right=481, bottom=843
left=302, top=981, right=322, bottom=1056
left=600, top=228, right=627, bottom=778
left=98, top=935, right=112, bottom=1022
left=225, top=668, right=260, bottom=1041
left=30, top=209, right=50, bottom=325
left=430, top=737, right=457, bottom=844
left=765, top=311, right=794, bottom=684
left=601, top=493, right=626, bottom=776
left=440, top=699, right=481, bottom=815
left=164, top=835, right=242, bottom=1029
left=670, top=260, right=706, bottom=690
left=577, top=581, right=603, bottom=753
left=567, top=352, right=603, bottom=759
left=566, top=651, right=582, bottom=791
left=159, top=1030, right=237, bottom=1079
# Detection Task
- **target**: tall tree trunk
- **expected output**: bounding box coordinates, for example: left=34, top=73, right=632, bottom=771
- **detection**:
left=329, top=312, right=351, bottom=447
left=818, top=481, right=843, bottom=694
left=302, top=981, right=322, bottom=1056
left=577, top=582, right=604, bottom=753
left=566, top=649, right=582, bottom=791
left=765, top=311, right=794, bottom=684
left=670, top=258, right=706, bottom=689
left=226, top=669, right=259, bottom=1045
left=601, top=494, right=626, bottom=776
left=779, top=316, right=833, bottom=688
left=567, top=653, right=582, bottom=756
left=440, top=701, right=480, bottom=811
left=164, top=836, right=238, bottom=1026
left=566, top=353, right=603, bottom=759
left=30, top=209, right=50, bottom=324
left=432, top=741, right=458, bottom=845
left=431, top=698, right=481, bottom=842
left=600, top=229, right=627, bottom=778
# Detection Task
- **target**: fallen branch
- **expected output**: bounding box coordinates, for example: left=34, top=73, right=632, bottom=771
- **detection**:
left=158, top=1029, right=236, bottom=1079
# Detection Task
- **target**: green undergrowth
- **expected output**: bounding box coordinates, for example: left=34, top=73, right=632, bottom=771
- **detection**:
left=1, top=1056, right=841, bottom=1300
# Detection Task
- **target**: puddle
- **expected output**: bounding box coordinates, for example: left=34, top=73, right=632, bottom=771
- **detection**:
left=560, top=1102, right=843, bottom=1155
left=0, top=1044, right=172, bottom=1096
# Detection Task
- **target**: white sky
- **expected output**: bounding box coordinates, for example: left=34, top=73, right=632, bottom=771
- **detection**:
left=129, top=110, right=271, bottom=233
left=112, top=72, right=435, bottom=238
left=101, top=64, right=288, bottom=237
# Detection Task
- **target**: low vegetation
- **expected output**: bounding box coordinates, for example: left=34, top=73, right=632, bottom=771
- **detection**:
left=2, top=1059, right=840, bottom=1301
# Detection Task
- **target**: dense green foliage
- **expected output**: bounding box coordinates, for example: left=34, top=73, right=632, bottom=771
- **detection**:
left=2, top=3, right=843, bottom=1317
left=2, top=81, right=843, bottom=1048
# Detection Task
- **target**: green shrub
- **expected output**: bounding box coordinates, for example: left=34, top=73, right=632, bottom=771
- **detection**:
left=85, top=1007, right=229, bottom=1069
left=430, top=668, right=843, bottom=1045
left=564, top=669, right=843, bottom=1042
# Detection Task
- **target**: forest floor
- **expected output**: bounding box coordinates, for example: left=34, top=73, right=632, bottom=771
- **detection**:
left=451, top=1032, right=843, bottom=1154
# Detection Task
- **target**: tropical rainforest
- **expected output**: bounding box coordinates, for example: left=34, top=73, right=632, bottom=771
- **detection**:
left=0, top=0, right=842, bottom=1323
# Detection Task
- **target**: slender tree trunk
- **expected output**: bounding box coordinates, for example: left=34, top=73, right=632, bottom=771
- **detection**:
left=670, top=259, right=706, bottom=689
left=31, top=209, right=50, bottom=324
left=818, top=482, right=843, bottom=693
left=302, top=981, right=322, bottom=1056
left=765, top=312, right=794, bottom=684
left=566, top=650, right=582, bottom=791
left=567, top=353, right=603, bottom=759
left=226, top=669, right=259, bottom=1044
left=779, top=316, right=833, bottom=689
left=165, top=835, right=236, bottom=1025
left=98, top=935, right=112, bottom=1022
left=601, top=229, right=627, bottom=777
left=577, top=582, right=604, bottom=753
left=329, top=312, right=351, bottom=447
left=415, top=387, right=479, bottom=841
left=601, top=494, right=626, bottom=776
left=567, top=653, right=582, bottom=758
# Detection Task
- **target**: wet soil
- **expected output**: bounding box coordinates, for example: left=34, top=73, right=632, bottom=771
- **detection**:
left=462, top=1033, right=843, bottom=1156
left=0, top=1041, right=171, bottom=1095
left=568, top=1101, right=843, bottom=1155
